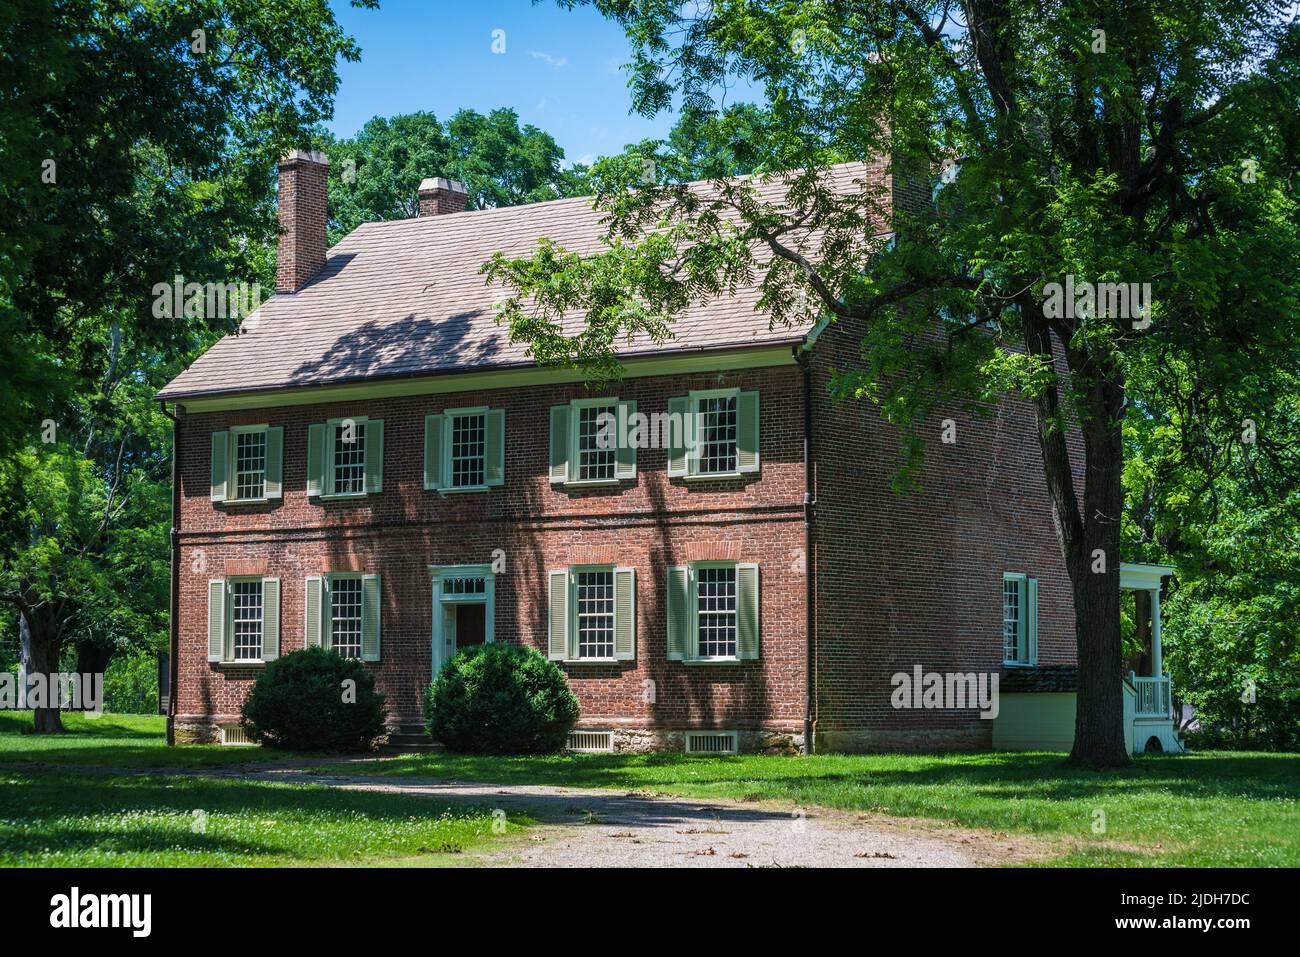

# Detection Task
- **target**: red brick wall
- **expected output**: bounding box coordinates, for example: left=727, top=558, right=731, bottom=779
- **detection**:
left=276, top=152, right=329, bottom=294
left=807, top=317, right=1086, bottom=750
left=175, top=365, right=808, bottom=735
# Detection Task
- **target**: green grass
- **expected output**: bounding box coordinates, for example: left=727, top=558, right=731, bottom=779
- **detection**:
left=316, top=749, right=1300, bottom=866
left=0, top=713, right=529, bottom=866
left=0, top=712, right=283, bottom=767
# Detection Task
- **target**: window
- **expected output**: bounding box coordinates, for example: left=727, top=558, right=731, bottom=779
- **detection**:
left=234, top=430, right=266, bottom=500
left=667, top=390, right=759, bottom=480
left=575, top=570, right=615, bottom=659
left=231, top=580, right=263, bottom=661
left=548, top=399, right=634, bottom=486
left=697, top=395, right=738, bottom=475
left=449, top=412, right=486, bottom=488
left=665, top=562, right=759, bottom=662
left=547, top=566, right=636, bottom=662
left=442, top=575, right=486, bottom=598
left=332, top=421, right=367, bottom=496
left=576, top=403, right=617, bottom=481
left=1003, top=573, right=1038, bottom=665
left=211, top=426, right=283, bottom=503
left=424, top=409, right=504, bottom=492
left=696, top=566, right=738, bottom=658
left=330, top=576, right=364, bottom=659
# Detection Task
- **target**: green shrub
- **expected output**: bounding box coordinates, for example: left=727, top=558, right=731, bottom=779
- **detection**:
left=241, top=647, right=388, bottom=752
left=426, top=643, right=578, bottom=754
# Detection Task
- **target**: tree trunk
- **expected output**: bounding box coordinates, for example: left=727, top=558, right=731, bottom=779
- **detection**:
left=74, top=641, right=115, bottom=709
left=25, top=610, right=64, bottom=734
left=1066, top=373, right=1130, bottom=767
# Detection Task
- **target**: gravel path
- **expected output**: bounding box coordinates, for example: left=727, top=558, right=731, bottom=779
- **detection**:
left=23, top=761, right=1044, bottom=867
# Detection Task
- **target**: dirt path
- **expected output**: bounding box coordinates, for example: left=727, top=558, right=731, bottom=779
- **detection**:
left=21, top=761, right=1047, bottom=866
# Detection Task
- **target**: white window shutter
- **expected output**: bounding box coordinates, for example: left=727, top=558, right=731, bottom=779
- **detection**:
left=364, top=420, right=384, bottom=493
left=424, top=414, right=446, bottom=490
left=549, top=405, right=570, bottom=484
left=304, top=576, right=323, bottom=649
left=548, top=569, right=569, bottom=660
left=361, top=574, right=381, bottom=661
left=614, top=567, right=636, bottom=660
left=666, top=565, right=690, bottom=660
left=210, top=432, right=229, bottom=502
left=667, top=397, right=690, bottom=477
left=485, top=408, right=506, bottom=486
left=737, top=563, right=760, bottom=660
left=261, top=578, right=280, bottom=660
left=207, top=579, right=226, bottom=662
left=737, top=391, right=760, bottom=473
left=306, top=424, right=326, bottom=497
left=1027, top=577, right=1039, bottom=665
left=264, top=427, right=284, bottom=499
left=614, top=400, right=637, bottom=480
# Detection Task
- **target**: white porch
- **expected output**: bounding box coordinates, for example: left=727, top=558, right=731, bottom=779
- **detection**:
left=1120, top=562, right=1183, bottom=753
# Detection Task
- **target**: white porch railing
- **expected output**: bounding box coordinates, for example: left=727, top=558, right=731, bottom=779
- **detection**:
left=1130, top=672, right=1172, bottom=718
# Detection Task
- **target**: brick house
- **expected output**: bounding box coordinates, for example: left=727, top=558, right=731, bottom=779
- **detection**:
left=158, top=150, right=1179, bottom=754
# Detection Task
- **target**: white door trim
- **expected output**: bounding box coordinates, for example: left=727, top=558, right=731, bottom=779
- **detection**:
left=429, top=564, right=496, bottom=677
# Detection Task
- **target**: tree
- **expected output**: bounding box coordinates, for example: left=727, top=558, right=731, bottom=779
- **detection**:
left=490, top=1, right=1300, bottom=765
left=323, top=109, right=591, bottom=242
left=0, top=0, right=375, bottom=731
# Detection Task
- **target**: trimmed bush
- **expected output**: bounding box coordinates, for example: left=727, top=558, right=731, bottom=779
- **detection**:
left=426, top=643, right=579, bottom=754
left=241, top=647, right=387, bottom=752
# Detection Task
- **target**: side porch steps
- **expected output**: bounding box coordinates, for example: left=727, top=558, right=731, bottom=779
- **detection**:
left=381, top=725, right=445, bottom=754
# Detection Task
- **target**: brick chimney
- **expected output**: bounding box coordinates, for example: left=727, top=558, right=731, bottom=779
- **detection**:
left=418, top=177, right=469, bottom=216
left=276, top=149, right=330, bottom=294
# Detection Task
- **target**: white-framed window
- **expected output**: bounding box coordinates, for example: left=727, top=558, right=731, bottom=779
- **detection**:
left=207, top=576, right=280, bottom=664
left=449, top=411, right=487, bottom=488
left=575, top=401, right=617, bottom=482
left=303, top=573, right=382, bottom=661
left=233, top=429, right=267, bottom=500
left=666, top=561, right=760, bottom=662
left=423, top=408, right=504, bottom=492
left=331, top=420, right=367, bottom=496
left=210, top=426, right=283, bottom=503
left=575, top=568, right=616, bottom=659
left=329, top=575, right=364, bottom=659
left=547, top=566, right=636, bottom=662
left=548, top=398, right=635, bottom=486
left=1003, top=572, right=1038, bottom=666
left=667, top=389, right=760, bottom=480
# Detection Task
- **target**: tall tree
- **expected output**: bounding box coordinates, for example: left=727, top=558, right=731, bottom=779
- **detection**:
left=489, top=1, right=1300, bottom=764
left=323, top=109, right=591, bottom=242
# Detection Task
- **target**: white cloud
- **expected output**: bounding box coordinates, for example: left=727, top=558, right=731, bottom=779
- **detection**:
left=530, top=50, right=568, bottom=69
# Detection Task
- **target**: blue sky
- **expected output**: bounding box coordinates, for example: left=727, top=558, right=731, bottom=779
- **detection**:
left=327, top=0, right=686, bottom=166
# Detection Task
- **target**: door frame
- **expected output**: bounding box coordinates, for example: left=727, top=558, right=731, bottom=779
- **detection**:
left=429, top=564, right=496, bottom=677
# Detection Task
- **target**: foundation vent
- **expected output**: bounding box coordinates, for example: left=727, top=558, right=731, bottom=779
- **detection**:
left=685, top=731, right=738, bottom=755
left=567, top=730, right=614, bottom=753
left=219, top=723, right=256, bottom=747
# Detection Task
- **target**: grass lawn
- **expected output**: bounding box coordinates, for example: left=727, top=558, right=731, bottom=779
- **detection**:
left=318, top=749, right=1300, bottom=867
left=0, top=713, right=528, bottom=866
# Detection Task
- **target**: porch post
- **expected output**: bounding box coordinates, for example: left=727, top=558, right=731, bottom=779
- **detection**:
left=1150, top=588, right=1163, bottom=677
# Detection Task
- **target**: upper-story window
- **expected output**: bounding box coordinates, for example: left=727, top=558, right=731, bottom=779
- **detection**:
left=209, top=426, right=284, bottom=504
left=548, top=398, right=635, bottom=487
left=667, top=389, right=760, bottom=480
left=306, top=418, right=384, bottom=498
left=423, top=407, right=505, bottom=492
left=1003, top=572, right=1039, bottom=666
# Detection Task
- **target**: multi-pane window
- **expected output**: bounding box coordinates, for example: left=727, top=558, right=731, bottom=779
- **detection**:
left=1003, top=577, right=1025, bottom=663
left=697, top=395, right=738, bottom=475
left=231, top=580, right=263, bottom=661
left=330, top=577, right=364, bottom=658
left=442, top=576, right=486, bottom=598
left=332, top=422, right=366, bottom=495
left=575, top=570, right=615, bottom=659
left=450, top=413, right=486, bottom=488
left=576, top=404, right=616, bottom=481
left=234, top=430, right=266, bottom=500
left=697, top=566, right=738, bottom=658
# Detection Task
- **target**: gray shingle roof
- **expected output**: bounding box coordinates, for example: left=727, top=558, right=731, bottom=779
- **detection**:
left=159, top=162, right=877, bottom=401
